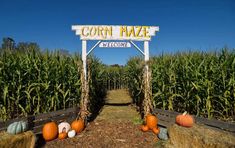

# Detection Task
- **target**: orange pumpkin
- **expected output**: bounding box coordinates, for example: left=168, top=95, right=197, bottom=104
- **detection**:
left=71, top=119, right=84, bottom=133
left=42, top=122, right=58, bottom=141
left=175, top=111, right=194, bottom=127
left=58, top=127, right=67, bottom=140
left=152, top=127, right=160, bottom=134
left=141, top=125, right=149, bottom=132
left=141, top=114, right=159, bottom=134
left=146, top=114, right=158, bottom=129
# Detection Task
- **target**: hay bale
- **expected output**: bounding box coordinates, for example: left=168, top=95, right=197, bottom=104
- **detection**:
left=0, top=131, right=35, bottom=148
left=165, top=124, right=235, bottom=148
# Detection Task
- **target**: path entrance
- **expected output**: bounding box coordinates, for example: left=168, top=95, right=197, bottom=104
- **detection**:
left=45, top=90, right=165, bottom=148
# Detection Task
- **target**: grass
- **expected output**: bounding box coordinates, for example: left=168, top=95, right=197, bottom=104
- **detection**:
left=97, top=90, right=141, bottom=123
left=105, top=89, right=132, bottom=104
left=97, top=106, right=140, bottom=122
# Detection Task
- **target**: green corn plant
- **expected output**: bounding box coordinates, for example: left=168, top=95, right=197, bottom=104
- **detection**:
left=127, top=48, right=235, bottom=121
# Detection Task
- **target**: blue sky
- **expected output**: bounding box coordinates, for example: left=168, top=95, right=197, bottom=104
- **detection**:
left=0, top=0, right=235, bottom=65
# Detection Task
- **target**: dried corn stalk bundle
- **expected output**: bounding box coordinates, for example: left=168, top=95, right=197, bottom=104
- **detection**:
left=78, top=60, right=90, bottom=121
left=143, top=62, right=153, bottom=116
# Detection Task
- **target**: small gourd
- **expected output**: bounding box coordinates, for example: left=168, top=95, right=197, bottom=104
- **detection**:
left=141, top=125, right=149, bottom=132
left=152, top=127, right=160, bottom=134
left=140, top=114, right=159, bottom=134
left=68, top=130, right=76, bottom=138
left=7, top=121, right=27, bottom=134
left=175, top=111, right=194, bottom=127
left=58, top=128, right=67, bottom=140
left=58, top=122, right=71, bottom=133
left=146, top=114, right=158, bottom=129
left=71, top=119, right=84, bottom=133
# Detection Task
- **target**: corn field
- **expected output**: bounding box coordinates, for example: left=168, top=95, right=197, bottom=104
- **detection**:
left=1, top=47, right=234, bottom=121
left=102, top=65, right=128, bottom=90
left=127, top=48, right=235, bottom=121
left=0, top=49, right=105, bottom=121
left=126, top=57, right=145, bottom=106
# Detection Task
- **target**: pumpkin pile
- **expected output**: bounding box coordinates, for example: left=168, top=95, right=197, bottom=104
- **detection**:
left=175, top=111, right=194, bottom=127
left=42, top=119, right=85, bottom=141
left=141, top=114, right=160, bottom=134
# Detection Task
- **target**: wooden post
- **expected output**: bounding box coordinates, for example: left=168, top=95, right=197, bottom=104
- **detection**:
left=82, top=40, right=87, bottom=81
left=143, top=41, right=153, bottom=116
left=144, top=41, right=149, bottom=80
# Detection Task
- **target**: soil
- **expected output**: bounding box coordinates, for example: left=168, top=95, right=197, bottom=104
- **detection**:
left=43, top=89, right=164, bottom=148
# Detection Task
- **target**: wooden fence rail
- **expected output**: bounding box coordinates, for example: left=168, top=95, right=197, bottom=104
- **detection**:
left=153, top=108, right=235, bottom=135
left=0, top=106, right=79, bottom=134
left=0, top=107, right=234, bottom=135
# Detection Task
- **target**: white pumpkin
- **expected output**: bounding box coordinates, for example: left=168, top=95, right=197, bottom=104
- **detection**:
left=58, top=122, right=71, bottom=133
left=68, top=130, right=76, bottom=138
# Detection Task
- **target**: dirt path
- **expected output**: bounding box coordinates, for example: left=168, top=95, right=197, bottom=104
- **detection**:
left=44, top=89, right=163, bottom=148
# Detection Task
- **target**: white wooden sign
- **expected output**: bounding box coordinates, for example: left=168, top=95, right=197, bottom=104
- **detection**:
left=99, top=42, right=131, bottom=48
left=72, top=25, right=159, bottom=41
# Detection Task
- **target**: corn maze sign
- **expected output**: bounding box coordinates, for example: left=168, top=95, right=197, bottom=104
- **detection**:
left=72, top=25, right=159, bottom=41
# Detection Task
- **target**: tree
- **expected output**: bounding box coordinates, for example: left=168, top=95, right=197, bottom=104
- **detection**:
left=17, top=42, right=28, bottom=52
left=17, top=42, right=40, bottom=52
left=58, top=49, right=70, bottom=56
left=1, top=37, right=15, bottom=50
